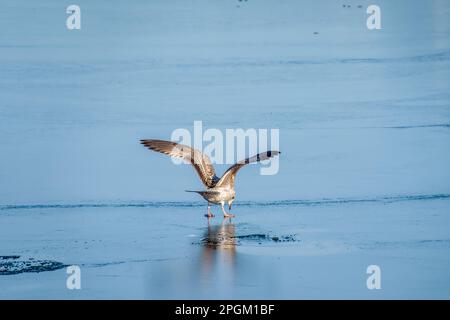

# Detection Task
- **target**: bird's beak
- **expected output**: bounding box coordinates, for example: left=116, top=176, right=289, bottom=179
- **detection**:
left=228, top=203, right=232, bottom=211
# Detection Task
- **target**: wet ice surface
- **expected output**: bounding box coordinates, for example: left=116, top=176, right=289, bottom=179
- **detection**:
left=0, top=0, right=450, bottom=298
left=1, top=197, right=450, bottom=299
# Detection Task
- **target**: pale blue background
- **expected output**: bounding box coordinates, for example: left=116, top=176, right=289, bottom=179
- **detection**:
left=1, top=0, right=449, bottom=205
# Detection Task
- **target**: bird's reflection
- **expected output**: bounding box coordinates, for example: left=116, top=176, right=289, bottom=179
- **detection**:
left=199, top=219, right=237, bottom=277
left=203, top=219, right=237, bottom=248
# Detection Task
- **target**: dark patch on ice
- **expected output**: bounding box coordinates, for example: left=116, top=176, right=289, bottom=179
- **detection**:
left=235, top=233, right=297, bottom=242
left=0, top=255, right=20, bottom=260
left=192, top=220, right=299, bottom=248
left=0, top=256, right=66, bottom=275
left=196, top=232, right=298, bottom=248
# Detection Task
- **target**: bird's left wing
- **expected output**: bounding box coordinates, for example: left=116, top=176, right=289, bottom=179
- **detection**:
left=215, top=151, right=280, bottom=188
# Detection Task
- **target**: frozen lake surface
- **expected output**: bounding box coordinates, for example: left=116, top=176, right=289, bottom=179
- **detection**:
left=1, top=196, right=450, bottom=299
left=0, top=0, right=449, bottom=298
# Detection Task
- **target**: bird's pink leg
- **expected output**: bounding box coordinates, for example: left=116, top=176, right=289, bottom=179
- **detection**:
left=221, top=203, right=235, bottom=218
left=205, top=203, right=215, bottom=218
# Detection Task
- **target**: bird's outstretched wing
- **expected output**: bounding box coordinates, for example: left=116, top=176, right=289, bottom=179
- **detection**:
left=140, top=139, right=219, bottom=188
left=215, top=151, right=280, bottom=188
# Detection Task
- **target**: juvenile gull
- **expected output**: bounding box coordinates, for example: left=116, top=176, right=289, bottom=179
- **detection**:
left=140, top=139, right=280, bottom=218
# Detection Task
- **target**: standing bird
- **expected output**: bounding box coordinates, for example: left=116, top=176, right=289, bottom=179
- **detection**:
left=140, top=139, right=280, bottom=218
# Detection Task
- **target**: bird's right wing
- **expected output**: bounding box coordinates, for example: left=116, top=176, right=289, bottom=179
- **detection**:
left=215, top=151, right=280, bottom=188
left=140, top=139, right=219, bottom=188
